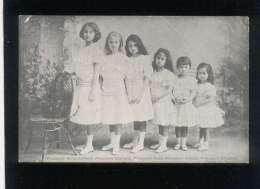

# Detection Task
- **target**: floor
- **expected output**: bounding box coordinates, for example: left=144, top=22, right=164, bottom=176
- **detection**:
left=19, top=119, right=249, bottom=163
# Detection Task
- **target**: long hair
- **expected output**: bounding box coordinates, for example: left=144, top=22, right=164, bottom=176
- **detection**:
left=152, top=48, right=173, bottom=72
left=104, top=32, right=124, bottom=55
left=125, top=34, right=148, bottom=57
left=196, top=62, right=214, bottom=84
left=79, top=22, right=101, bottom=43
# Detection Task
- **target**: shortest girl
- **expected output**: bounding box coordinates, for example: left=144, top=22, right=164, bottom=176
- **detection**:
left=194, top=63, right=224, bottom=151
left=173, top=56, right=198, bottom=151
left=150, top=48, right=177, bottom=153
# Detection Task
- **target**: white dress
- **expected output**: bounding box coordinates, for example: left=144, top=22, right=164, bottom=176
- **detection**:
left=174, top=76, right=198, bottom=127
left=150, top=69, right=177, bottom=126
left=196, top=82, right=224, bottom=128
left=128, top=55, right=154, bottom=121
left=100, top=53, right=134, bottom=125
left=69, top=43, right=103, bottom=125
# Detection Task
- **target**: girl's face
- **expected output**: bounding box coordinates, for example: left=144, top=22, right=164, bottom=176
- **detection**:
left=198, top=67, right=208, bottom=82
left=178, top=64, right=190, bottom=76
left=127, top=41, right=139, bottom=56
left=155, top=52, right=167, bottom=69
left=108, top=36, right=121, bottom=53
left=82, top=26, right=95, bottom=42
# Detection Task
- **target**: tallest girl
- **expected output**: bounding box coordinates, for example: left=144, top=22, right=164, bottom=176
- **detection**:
left=68, top=22, right=103, bottom=154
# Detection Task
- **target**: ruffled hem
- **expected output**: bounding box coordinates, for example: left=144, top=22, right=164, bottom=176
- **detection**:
left=197, top=105, right=225, bottom=128
left=175, top=103, right=198, bottom=127
left=152, top=100, right=176, bottom=126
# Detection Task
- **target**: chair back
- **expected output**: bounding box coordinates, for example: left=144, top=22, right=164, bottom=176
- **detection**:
left=44, top=72, right=74, bottom=118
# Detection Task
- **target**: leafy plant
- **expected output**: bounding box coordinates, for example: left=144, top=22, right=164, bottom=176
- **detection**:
left=20, top=44, right=62, bottom=115
left=216, top=57, right=248, bottom=120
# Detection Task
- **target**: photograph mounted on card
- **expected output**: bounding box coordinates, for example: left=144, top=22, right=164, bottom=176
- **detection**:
left=18, top=16, right=249, bottom=163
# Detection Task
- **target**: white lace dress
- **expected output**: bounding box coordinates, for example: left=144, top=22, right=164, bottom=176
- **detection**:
left=173, top=76, right=198, bottom=127
left=196, top=82, right=224, bottom=128
left=150, top=69, right=177, bottom=126
left=100, top=53, right=134, bottom=125
left=69, top=43, right=103, bottom=125
left=128, top=55, right=154, bottom=121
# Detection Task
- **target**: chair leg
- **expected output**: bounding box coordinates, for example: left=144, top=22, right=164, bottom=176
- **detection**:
left=64, top=122, right=78, bottom=155
left=24, top=122, right=33, bottom=153
left=54, top=130, right=60, bottom=149
left=41, top=130, right=48, bottom=162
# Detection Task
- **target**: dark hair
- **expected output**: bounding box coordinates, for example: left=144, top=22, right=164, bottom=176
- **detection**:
left=125, top=34, right=148, bottom=57
left=104, top=32, right=124, bottom=55
left=152, top=48, right=173, bottom=72
left=176, top=56, right=191, bottom=68
left=79, top=22, right=101, bottom=43
left=196, top=62, right=214, bottom=84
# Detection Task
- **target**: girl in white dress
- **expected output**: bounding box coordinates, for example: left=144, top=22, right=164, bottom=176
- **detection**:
left=173, top=56, right=198, bottom=151
left=68, top=22, right=103, bottom=154
left=123, top=34, right=154, bottom=153
left=194, top=63, right=225, bottom=151
left=100, top=32, right=134, bottom=155
left=150, top=48, right=177, bottom=153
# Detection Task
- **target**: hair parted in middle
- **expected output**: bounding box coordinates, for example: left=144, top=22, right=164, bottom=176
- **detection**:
left=79, top=22, right=101, bottom=43
left=104, top=32, right=124, bottom=55
left=125, top=34, right=148, bottom=57
left=152, top=48, right=174, bottom=72
left=196, top=62, right=215, bottom=84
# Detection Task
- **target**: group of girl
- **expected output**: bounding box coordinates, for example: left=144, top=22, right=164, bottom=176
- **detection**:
left=66, top=22, right=225, bottom=155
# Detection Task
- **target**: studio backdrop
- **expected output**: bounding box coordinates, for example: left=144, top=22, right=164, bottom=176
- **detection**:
left=18, top=16, right=249, bottom=163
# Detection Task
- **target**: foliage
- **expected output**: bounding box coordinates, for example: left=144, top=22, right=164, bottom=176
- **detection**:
left=20, top=43, right=62, bottom=115
left=216, top=57, right=248, bottom=120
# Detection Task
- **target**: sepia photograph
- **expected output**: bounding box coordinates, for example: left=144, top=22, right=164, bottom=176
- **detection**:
left=18, top=16, right=249, bottom=163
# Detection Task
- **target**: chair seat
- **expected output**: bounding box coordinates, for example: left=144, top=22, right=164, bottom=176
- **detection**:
left=30, top=115, right=67, bottom=124
left=25, top=114, right=78, bottom=161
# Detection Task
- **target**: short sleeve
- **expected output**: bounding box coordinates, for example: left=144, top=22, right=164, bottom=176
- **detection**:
left=170, top=72, right=177, bottom=86
left=122, top=59, right=132, bottom=78
left=189, top=77, right=198, bottom=91
left=142, top=55, right=153, bottom=79
left=161, top=71, right=176, bottom=89
left=122, top=56, right=134, bottom=79
left=166, top=72, right=177, bottom=87
left=105, top=54, right=131, bottom=78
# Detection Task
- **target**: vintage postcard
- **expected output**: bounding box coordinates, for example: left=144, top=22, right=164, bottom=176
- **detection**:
left=18, top=16, right=249, bottom=163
